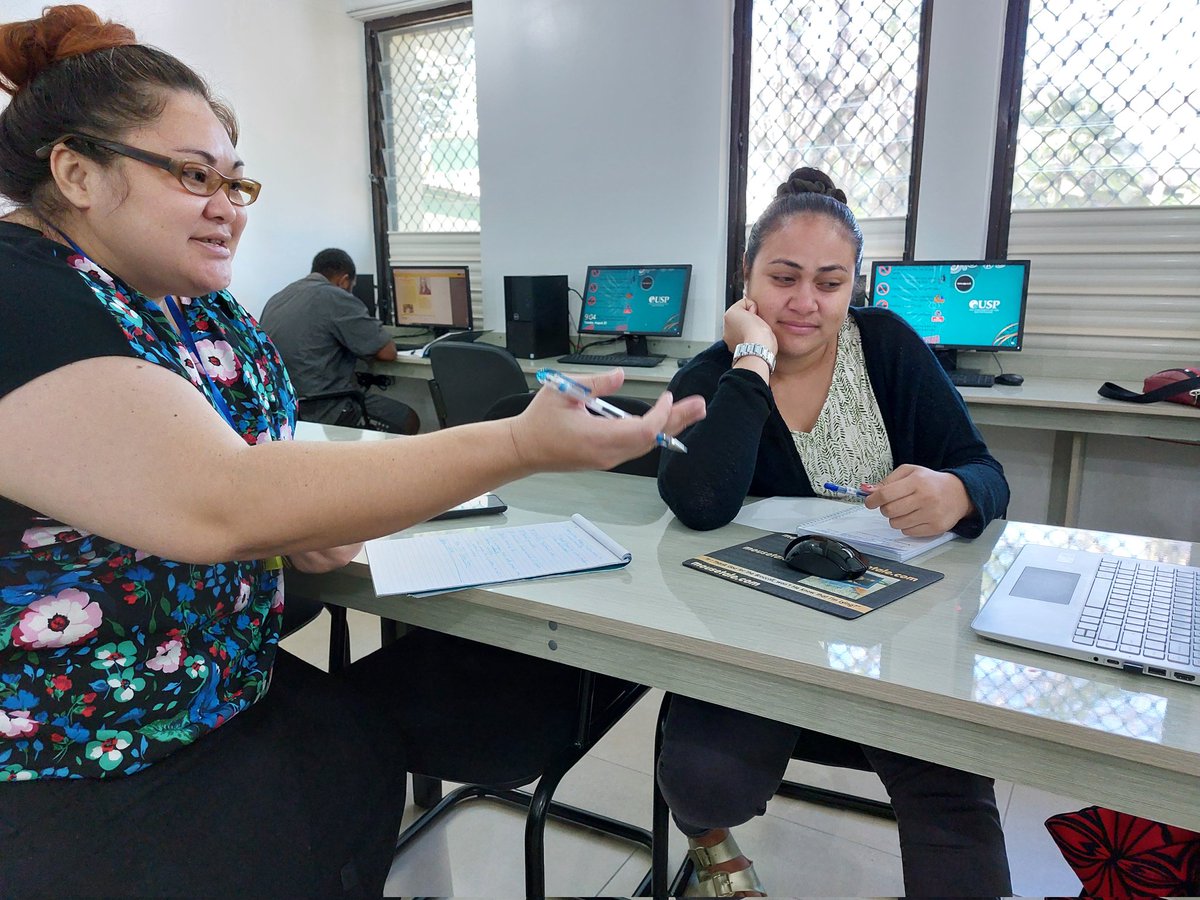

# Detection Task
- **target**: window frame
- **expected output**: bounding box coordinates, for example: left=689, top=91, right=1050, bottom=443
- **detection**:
left=364, top=2, right=474, bottom=325
left=725, top=0, right=936, bottom=308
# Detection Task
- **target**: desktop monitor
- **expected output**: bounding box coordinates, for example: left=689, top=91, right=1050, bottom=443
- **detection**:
left=577, top=264, right=691, bottom=358
left=868, top=259, right=1030, bottom=371
left=390, top=265, right=473, bottom=334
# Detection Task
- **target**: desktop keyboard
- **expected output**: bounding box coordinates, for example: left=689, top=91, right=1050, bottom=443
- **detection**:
left=557, top=352, right=664, bottom=368
left=948, top=371, right=995, bottom=388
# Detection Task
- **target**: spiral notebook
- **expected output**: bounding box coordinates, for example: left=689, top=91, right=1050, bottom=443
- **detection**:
left=365, top=514, right=631, bottom=597
left=796, top=504, right=956, bottom=562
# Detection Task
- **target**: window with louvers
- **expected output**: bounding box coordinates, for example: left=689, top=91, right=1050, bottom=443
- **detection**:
left=1008, top=0, right=1199, bottom=366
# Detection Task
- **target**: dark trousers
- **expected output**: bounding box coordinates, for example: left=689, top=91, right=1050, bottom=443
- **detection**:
left=0, top=630, right=591, bottom=897
left=657, top=694, right=1013, bottom=897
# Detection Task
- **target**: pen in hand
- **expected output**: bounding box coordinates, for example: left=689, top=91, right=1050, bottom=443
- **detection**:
left=536, top=368, right=688, bottom=453
left=822, top=481, right=872, bottom=499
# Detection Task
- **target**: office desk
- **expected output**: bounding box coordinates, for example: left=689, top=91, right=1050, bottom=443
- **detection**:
left=291, top=467, right=1200, bottom=832
left=956, top=377, right=1199, bottom=527
left=370, top=356, right=1198, bottom=527
left=371, top=349, right=676, bottom=400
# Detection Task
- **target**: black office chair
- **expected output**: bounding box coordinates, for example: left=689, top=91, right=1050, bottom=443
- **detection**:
left=649, top=693, right=894, bottom=896
left=296, top=388, right=372, bottom=427
left=277, top=591, right=351, bottom=673
left=427, top=342, right=530, bottom=428
left=389, top=632, right=655, bottom=898
left=483, top=392, right=662, bottom=478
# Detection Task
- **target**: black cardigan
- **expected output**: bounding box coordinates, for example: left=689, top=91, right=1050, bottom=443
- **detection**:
left=659, top=306, right=1009, bottom=536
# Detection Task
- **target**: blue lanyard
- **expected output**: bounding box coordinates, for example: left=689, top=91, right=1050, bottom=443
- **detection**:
left=53, top=229, right=239, bottom=431
left=161, top=296, right=238, bottom=429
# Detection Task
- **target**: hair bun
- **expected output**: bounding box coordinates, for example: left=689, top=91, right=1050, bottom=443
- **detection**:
left=776, top=167, right=848, bottom=205
left=0, top=4, right=136, bottom=96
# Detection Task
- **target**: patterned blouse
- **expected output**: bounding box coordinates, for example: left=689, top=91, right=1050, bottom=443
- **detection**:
left=0, top=222, right=295, bottom=779
left=790, top=317, right=894, bottom=497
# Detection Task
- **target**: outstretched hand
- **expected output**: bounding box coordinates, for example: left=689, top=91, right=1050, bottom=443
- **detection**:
left=862, top=464, right=973, bottom=537
left=508, top=368, right=706, bottom=473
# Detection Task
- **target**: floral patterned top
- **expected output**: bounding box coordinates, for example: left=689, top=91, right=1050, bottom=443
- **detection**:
left=0, top=222, right=295, bottom=779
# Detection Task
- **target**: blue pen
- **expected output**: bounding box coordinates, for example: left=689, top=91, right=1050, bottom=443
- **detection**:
left=823, top=481, right=871, bottom=499
left=536, top=368, right=688, bottom=454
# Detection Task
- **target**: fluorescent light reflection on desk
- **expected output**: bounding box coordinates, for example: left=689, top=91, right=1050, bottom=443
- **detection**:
left=978, top=522, right=1195, bottom=611
left=973, top=655, right=1167, bottom=742
left=823, top=641, right=882, bottom=679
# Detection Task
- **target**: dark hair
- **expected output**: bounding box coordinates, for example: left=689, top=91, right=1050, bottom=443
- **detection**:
left=0, top=4, right=238, bottom=215
left=311, top=248, right=356, bottom=280
left=744, top=167, right=864, bottom=278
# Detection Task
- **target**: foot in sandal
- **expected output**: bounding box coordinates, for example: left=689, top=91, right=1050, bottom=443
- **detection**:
left=687, top=828, right=767, bottom=897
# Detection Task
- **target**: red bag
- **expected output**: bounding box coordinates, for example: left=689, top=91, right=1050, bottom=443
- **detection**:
left=1045, top=806, right=1200, bottom=898
left=1099, top=367, right=1200, bottom=407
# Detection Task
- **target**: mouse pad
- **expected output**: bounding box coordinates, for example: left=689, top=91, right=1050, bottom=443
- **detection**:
left=683, top=532, right=944, bottom=619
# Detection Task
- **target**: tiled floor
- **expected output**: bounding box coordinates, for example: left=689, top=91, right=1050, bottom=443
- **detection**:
left=283, top=609, right=1086, bottom=897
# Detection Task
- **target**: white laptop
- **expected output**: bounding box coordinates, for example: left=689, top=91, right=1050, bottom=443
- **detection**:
left=972, top=543, right=1200, bottom=685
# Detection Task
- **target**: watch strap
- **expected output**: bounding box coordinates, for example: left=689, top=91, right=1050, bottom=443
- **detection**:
left=732, top=341, right=776, bottom=373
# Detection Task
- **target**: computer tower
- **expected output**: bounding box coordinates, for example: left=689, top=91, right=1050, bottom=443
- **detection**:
left=351, top=273, right=377, bottom=317
left=504, top=275, right=569, bottom=359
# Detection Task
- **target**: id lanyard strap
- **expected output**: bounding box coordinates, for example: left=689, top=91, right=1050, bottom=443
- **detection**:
left=54, top=230, right=282, bottom=571
left=162, top=296, right=238, bottom=429
left=52, top=228, right=238, bottom=431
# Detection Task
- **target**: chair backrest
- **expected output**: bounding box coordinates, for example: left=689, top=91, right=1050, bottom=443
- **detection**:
left=483, top=392, right=661, bottom=477
left=296, top=389, right=369, bottom=428
left=427, top=343, right=530, bottom=428
left=600, top=396, right=662, bottom=477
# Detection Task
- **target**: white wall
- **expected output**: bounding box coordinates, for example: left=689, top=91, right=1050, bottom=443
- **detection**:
left=472, top=0, right=733, bottom=342
left=0, top=0, right=375, bottom=316
left=912, top=0, right=1007, bottom=259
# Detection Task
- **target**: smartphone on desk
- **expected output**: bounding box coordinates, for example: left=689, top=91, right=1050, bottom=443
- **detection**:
left=428, top=493, right=508, bottom=521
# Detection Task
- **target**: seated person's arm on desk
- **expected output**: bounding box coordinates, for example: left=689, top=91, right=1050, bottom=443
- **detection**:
left=372, top=337, right=397, bottom=362
left=658, top=346, right=775, bottom=531
left=856, top=311, right=1009, bottom=538
left=329, top=300, right=396, bottom=362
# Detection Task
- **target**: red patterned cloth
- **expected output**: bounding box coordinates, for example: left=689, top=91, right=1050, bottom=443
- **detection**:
left=1045, top=806, right=1200, bottom=898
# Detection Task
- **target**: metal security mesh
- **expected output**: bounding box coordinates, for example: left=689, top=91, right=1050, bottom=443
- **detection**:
left=380, top=17, right=479, bottom=232
left=1013, top=0, right=1200, bottom=209
left=747, top=0, right=922, bottom=220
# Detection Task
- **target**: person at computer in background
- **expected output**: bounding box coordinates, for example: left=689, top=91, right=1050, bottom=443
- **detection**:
left=0, top=7, right=705, bottom=895
left=656, top=168, right=1011, bottom=897
left=259, top=247, right=420, bottom=434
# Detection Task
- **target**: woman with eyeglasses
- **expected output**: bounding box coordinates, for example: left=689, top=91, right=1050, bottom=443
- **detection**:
left=0, top=6, right=704, bottom=895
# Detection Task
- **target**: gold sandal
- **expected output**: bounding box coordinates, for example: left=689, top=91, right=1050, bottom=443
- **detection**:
left=687, top=830, right=767, bottom=897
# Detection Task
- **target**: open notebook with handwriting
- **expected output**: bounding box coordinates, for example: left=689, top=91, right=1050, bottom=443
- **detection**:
left=365, top=514, right=631, bottom=597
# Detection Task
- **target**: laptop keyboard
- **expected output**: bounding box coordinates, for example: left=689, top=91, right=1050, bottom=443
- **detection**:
left=557, top=352, right=664, bottom=368
left=1072, top=556, right=1200, bottom=665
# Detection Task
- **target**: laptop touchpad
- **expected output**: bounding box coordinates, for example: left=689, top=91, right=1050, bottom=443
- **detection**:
left=1010, top=567, right=1080, bottom=604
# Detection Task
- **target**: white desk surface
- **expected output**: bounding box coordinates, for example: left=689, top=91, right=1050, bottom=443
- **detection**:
left=290, top=465, right=1200, bottom=832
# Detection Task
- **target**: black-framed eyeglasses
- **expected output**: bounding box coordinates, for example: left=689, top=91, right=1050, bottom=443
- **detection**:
left=35, top=133, right=262, bottom=207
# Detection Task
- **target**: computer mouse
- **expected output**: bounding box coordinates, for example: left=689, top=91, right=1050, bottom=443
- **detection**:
left=783, top=534, right=869, bottom=581
left=994, top=373, right=1024, bottom=386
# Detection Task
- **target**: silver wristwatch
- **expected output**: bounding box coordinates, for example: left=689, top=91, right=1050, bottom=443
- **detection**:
left=732, top=341, right=776, bottom=374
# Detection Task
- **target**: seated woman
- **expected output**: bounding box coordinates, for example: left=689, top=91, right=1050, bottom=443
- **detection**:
left=0, top=6, right=704, bottom=896
left=656, top=167, right=1011, bottom=897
